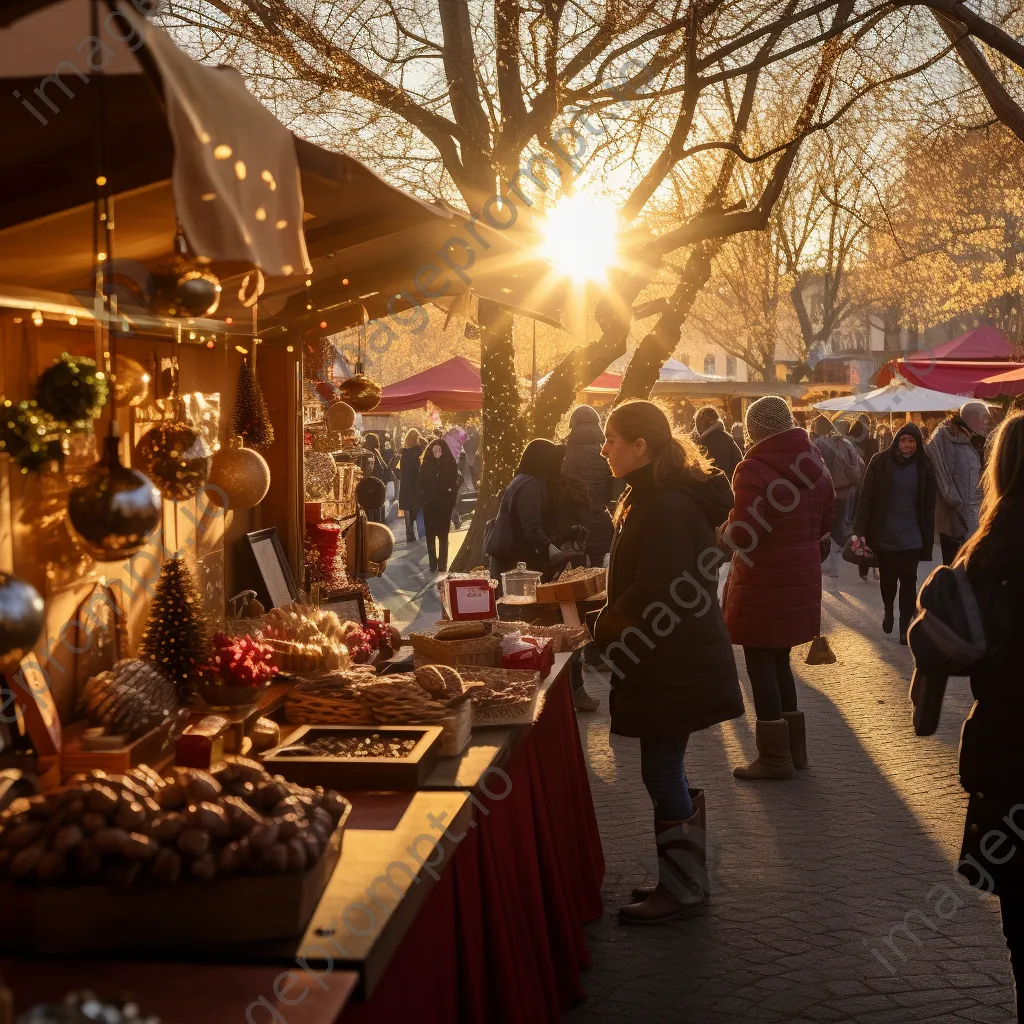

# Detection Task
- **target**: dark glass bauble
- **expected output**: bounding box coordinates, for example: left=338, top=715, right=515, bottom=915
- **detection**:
left=0, top=572, right=44, bottom=660
left=136, top=421, right=212, bottom=501
left=68, top=432, right=162, bottom=561
left=152, top=260, right=222, bottom=318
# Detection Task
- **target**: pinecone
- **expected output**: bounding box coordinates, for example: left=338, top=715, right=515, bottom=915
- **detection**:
left=78, top=659, right=179, bottom=739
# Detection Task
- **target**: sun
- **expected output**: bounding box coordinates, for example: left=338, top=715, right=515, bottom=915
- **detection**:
left=540, top=194, right=619, bottom=283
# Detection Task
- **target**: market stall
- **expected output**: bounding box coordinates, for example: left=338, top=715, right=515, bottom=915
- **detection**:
left=975, top=365, right=1024, bottom=399
left=374, top=356, right=485, bottom=413
left=813, top=380, right=972, bottom=413
left=0, top=5, right=607, bottom=1022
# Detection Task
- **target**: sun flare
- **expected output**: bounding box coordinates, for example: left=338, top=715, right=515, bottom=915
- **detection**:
left=540, top=194, right=619, bottom=283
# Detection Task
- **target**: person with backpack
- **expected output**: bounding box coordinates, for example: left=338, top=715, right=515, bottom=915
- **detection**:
left=561, top=405, right=614, bottom=566
left=721, top=396, right=835, bottom=781
left=485, top=438, right=569, bottom=579
left=909, top=412, right=1024, bottom=1021
left=595, top=401, right=743, bottom=924
left=852, top=423, right=936, bottom=644
left=926, top=401, right=990, bottom=565
left=810, top=415, right=865, bottom=579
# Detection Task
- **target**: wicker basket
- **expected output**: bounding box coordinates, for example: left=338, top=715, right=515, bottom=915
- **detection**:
left=491, top=621, right=591, bottom=653
left=460, top=667, right=540, bottom=693
left=408, top=631, right=501, bottom=668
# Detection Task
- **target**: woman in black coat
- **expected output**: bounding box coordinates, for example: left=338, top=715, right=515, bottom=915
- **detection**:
left=921, top=413, right=1024, bottom=1020
left=419, top=439, right=459, bottom=572
left=852, top=423, right=936, bottom=643
left=562, top=406, right=614, bottom=564
left=594, top=401, right=744, bottom=926
left=397, top=429, right=425, bottom=543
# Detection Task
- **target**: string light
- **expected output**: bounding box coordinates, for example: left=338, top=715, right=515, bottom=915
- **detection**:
left=225, top=317, right=234, bottom=325
left=31, top=310, right=43, bottom=326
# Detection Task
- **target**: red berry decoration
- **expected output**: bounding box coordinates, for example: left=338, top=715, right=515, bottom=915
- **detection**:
left=201, top=632, right=279, bottom=688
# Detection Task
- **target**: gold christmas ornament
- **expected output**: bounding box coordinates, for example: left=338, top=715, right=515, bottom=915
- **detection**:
left=136, top=420, right=212, bottom=501
left=325, top=401, right=356, bottom=433
left=303, top=450, right=337, bottom=501
left=345, top=519, right=395, bottom=566
left=114, top=355, right=150, bottom=407
left=206, top=435, right=270, bottom=510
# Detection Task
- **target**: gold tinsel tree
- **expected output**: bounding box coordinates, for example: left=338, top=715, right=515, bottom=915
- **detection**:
left=232, top=359, right=275, bottom=450
left=138, top=555, right=211, bottom=698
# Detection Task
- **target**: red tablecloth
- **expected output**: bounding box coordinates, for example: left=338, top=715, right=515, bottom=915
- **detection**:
left=350, top=662, right=605, bottom=1023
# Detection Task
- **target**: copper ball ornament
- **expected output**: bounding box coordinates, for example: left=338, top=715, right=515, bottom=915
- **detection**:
left=0, top=573, right=45, bottom=661
left=206, top=436, right=270, bottom=511
left=136, top=420, right=212, bottom=501
left=114, top=355, right=150, bottom=407
left=68, top=430, right=162, bottom=561
left=325, top=401, right=356, bottom=433
left=337, top=374, right=381, bottom=412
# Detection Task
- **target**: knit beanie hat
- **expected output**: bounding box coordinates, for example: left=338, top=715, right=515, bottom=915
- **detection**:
left=568, top=405, right=601, bottom=429
left=745, top=396, right=795, bottom=446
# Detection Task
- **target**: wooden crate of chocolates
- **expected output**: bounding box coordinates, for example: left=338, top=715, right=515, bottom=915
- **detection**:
left=263, top=725, right=443, bottom=791
left=534, top=567, right=606, bottom=604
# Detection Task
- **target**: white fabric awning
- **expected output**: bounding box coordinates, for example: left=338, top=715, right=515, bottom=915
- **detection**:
left=814, top=381, right=971, bottom=414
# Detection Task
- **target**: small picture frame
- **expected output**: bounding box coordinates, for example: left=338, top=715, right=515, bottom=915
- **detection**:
left=243, top=528, right=298, bottom=610
left=320, top=586, right=367, bottom=626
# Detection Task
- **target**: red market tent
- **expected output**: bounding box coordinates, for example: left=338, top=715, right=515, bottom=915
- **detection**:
left=913, top=326, right=1013, bottom=362
left=975, top=365, right=1024, bottom=398
left=375, top=356, right=483, bottom=413
left=876, top=360, right=1024, bottom=393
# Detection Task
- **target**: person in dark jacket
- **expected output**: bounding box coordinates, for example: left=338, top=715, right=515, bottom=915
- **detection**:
left=926, top=412, right=1024, bottom=1021
left=362, top=433, right=391, bottom=523
left=595, top=400, right=744, bottom=926
left=730, top=421, right=746, bottom=454
left=721, top=396, right=835, bottom=781
left=397, top=429, right=424, bottom=543
left=852, top=422, right=936, bottom=643
left=562, top=405, right=614, bottom=565
left=419, top=440, right=459, bottom=572
left=488, top=438, right=568, bottom=579
left=694, top=405, right=743, bottom=481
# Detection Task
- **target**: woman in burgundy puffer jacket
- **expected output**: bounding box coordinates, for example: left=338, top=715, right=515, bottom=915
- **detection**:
left=720, top=396, right=835, bottom=780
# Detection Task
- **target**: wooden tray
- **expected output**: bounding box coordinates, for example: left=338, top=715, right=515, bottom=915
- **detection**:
left=263, top=725, right=443, bottom=791
left=0, top=803, right=351, bottom=956
left=535, top=570, right=606, bottom=604
left=60, top=719, right=177, bottom=781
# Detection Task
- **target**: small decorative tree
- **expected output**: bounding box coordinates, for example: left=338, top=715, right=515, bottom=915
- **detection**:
left=232, top=358, right=275, bottom=450
left=138, top=555, right=211, bottom=699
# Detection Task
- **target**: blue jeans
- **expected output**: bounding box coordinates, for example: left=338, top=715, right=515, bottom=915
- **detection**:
left=639, top=734, right=693, bottom=820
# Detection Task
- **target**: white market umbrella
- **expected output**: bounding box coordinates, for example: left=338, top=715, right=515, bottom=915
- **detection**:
left=814, top=381, right=970, bottom=415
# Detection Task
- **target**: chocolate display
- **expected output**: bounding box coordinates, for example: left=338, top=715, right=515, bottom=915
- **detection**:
left=0, top=760, right=349, bottom=886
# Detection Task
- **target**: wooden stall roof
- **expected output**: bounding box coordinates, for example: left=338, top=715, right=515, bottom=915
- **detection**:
left=0, top=1, right=572, bottom=331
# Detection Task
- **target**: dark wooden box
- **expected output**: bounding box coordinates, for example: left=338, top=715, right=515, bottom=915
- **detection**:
left=262, top=725, right=443, bottom=791
left=0, top=804, right=350, bottom=956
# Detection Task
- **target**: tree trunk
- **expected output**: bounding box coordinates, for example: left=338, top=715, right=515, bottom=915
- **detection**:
left=614, top=243, right=717, bottom=404
left=450, top=297, right=524, bottom=571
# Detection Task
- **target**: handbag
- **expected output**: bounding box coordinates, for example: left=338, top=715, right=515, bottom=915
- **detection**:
left=909, top=667, right=947, bottom=736
left=842, top=534, right=877, bottom=568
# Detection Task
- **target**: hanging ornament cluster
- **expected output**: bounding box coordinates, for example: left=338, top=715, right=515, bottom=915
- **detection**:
left=208, top=435, right=270, bottom=511
left=232, top=358, right=274, bottom=450
left=35, top=353, right=109, bottom=426
left=0, top=399, right=62, bottom=473
left=67, top=426, right=162, bottom=561
left=137, top=554, right=211, bottom=699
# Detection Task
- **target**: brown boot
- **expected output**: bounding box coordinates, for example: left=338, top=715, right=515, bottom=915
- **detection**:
left=632, top=789, right=708, bottom=903
left=733, top=719, right=796, bottom=780
left=619, top=809, right=708, bottom=925
left=782, top=710, right=808, bottom=769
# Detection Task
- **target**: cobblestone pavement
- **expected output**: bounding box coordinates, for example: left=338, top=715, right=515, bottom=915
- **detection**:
left=567, top=558, right=1016, bottom=1024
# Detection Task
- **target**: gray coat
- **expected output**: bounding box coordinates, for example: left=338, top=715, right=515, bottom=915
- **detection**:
left=926, top=420, right=982, bottom=539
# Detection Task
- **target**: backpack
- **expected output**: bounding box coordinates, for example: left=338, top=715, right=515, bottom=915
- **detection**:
left=483, top=476, right=529, bottom=559
left=823, top=437, right=864, bottom=493
left=907, top=563, right=987, bottom=676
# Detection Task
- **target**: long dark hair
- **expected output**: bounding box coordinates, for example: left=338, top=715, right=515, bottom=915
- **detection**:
left=607, top=400, right=713, bottom=523
left=958, top=412, right=1024, bottom=569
